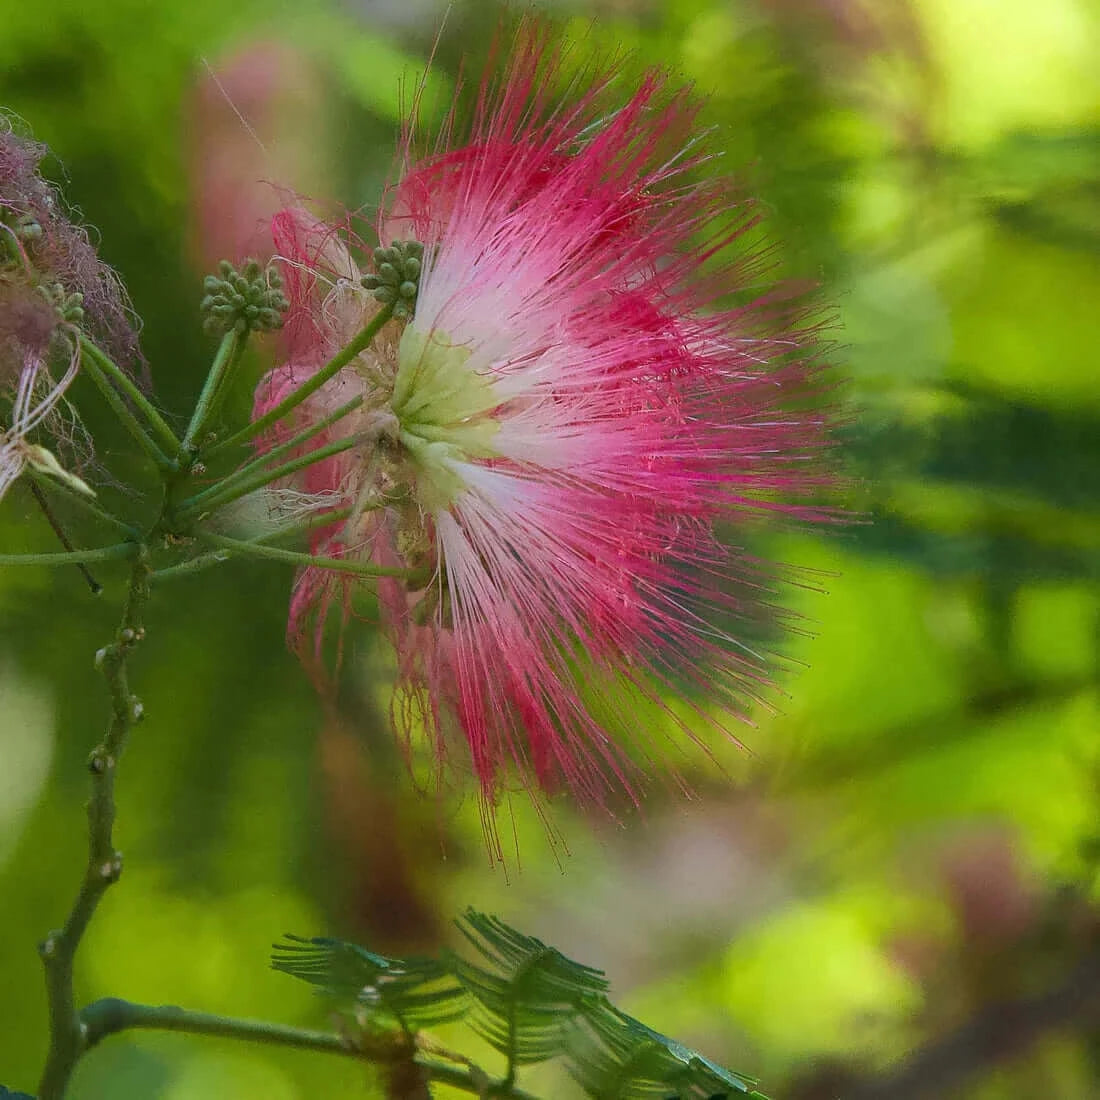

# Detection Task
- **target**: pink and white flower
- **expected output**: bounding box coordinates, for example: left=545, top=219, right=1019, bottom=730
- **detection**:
left=252, top=25, right=837, bottom=831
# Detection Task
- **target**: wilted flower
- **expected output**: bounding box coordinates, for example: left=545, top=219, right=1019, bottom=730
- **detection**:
left=0, top=326, right=91, bottom=501
left=252, top=25, right=838, bottom=828
left=0, top=121, right=141, bottom=370
left=1, top=121, right=140, bottom=501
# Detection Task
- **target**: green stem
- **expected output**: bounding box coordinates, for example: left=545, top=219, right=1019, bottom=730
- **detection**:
left=196, top=393, right=363, bottom=506
left=81, top=351, right=174, bottom=472
left=204, top=304, right=393, bottom=459
left=175, top=434, right=362, bottom=521
left=148, top=550, right=232, bottom=583
left=28, top=471, right=141, bottom=538
left=149, top=508, right=357, bottom=584
left=0, top=542, right=136, bottom=567
left=181, top=331, right=241, bottom=455
left=79, top=337, right=181, bottom=456
left=194, top=531, right=414, bottom=579
left=38, top=548, right=150, bottom=1100
left=79, top=998, right=539, bottom=1099
left=28, top=481, right=104, bottom=594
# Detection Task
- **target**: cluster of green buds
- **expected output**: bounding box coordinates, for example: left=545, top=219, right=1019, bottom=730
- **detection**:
left=1, top=210, right=43, bottom=246
left=200, top=259, right=289, bottom=337
left=361, top=240, right=424, bottom=319
left=38, top=282, right=85, bottom=325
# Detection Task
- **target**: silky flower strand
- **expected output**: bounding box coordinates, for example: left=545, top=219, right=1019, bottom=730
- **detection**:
left=249, top=25, right=840, bottom=842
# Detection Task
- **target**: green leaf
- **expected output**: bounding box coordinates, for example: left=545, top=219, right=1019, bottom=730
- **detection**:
left=271, top=935, right=467, bottom=1032
left=566, top=1000, right=765, bottom=1100
left=451, top=909, right=610, bottom=1070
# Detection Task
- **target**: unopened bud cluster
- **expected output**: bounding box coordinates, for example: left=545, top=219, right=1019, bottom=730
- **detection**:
left=361, top=240, right=423, bottom=318
left=201, top=259, right=289, bottom=336
left=39, top=282, right=85, bottom=325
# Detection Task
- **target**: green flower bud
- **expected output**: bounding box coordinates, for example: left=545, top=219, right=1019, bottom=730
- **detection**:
left=200, top=259, right=289, bottom=337
left=361, top=238, right=425, bottom=319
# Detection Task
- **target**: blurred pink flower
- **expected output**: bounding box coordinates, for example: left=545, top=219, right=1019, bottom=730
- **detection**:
left=188, top=40, right=331, bottom=271
left=252, top=25, right=838, bottom=834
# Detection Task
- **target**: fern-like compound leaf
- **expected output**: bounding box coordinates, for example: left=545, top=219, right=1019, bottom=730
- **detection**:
left=271, top=934, right=467, bottom=1031
left=566, top=1000, right=768, bottom=1100
left=451, top=909, right=610, bottom=1071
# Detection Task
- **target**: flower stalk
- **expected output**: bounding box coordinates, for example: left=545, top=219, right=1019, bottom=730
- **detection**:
left=175, top=393, right=364, bottom=519
left=180, top=329, right=240, bottom=456
left=203, top=303, right=394, bottom=459
left=194, top=530, right=414, bottom=579
left=175, top=432, right=363, bottom=521
left=77, top=336, right=180, bottom=457
left=79, top=347, right=174, bottom=472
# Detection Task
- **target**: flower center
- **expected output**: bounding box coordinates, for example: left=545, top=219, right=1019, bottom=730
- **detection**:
left=389, top=325, right=500, bottom=511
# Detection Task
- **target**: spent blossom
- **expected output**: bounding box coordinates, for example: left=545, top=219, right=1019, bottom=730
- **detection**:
left=251, top=26, right=839, bottom=827
left=1, top=121, right=140, bottom=501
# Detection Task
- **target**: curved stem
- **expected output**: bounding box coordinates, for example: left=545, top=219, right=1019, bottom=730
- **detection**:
left=193, top=530, right=415, bottom=579
left=38, top=547, right=150, bottom=1100
left=28, top=471, right=141, bottom=538
left=204, top=304, right=393, bottom=459
left=149, top=508, right=358, bottom=584
left=186, top=393, right=363, bottom=512
left=175, top=431, right=362, bottom=521
left=80, top=349, right=174, bottom=472
left=0, top=542, right=136, bottom=567
left=79, top=998, right=539, bottom=1099
left=79, top=337, right=181, bottom=456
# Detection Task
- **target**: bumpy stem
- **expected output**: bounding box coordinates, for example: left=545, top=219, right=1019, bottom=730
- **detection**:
left=38, top=546, right=150, bottom=1100
left=79, top=998, right=539, bottom=1099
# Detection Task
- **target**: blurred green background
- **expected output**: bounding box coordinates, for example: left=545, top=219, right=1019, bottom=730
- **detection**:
left=2, top=0, right=1099, bottom=1096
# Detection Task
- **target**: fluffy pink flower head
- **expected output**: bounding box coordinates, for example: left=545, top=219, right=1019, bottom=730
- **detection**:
left=253, top=26, right=837, bottom=833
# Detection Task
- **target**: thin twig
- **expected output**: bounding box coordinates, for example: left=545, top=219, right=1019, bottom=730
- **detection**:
left=79, top=998, right=540, bottom=1099
left=27, top=470, right=140, bottom=538
left=37, top=547, right=150, bottom=1100
left=0, top=542, right=136, bottom=567
left=29, top=481, right=102, bottom=593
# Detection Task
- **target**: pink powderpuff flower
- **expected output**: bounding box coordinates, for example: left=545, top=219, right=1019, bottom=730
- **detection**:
left=251, top=25, right=838, bottom=837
